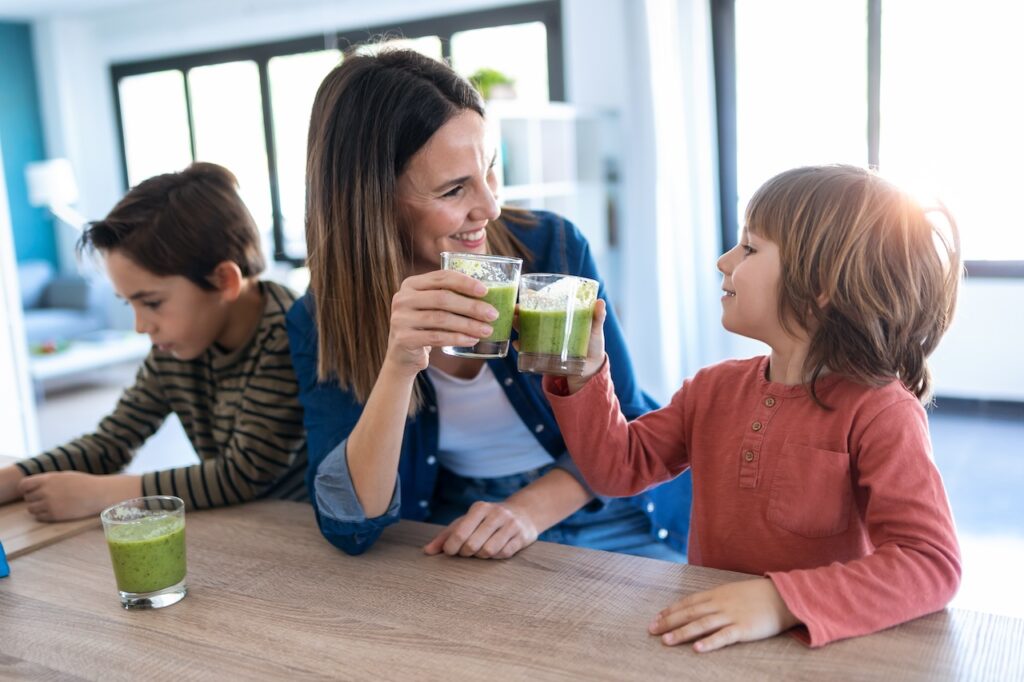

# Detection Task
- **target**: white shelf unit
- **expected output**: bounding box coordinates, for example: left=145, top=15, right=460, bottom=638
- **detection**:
left=487, top=101, right=620, bottom=291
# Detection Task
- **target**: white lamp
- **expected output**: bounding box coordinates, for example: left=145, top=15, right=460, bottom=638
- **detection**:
left=25, top=158, right=87, bottom=231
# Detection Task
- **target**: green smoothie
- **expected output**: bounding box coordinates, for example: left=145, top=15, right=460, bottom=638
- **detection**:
left=106, top=516, right=186, bottom=594
left=480, top=282, right=517, bottom=342
left=518, top=305, right=594, bottom=358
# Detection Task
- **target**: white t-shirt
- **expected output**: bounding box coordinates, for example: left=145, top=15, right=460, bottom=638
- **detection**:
left=425, top=363, right=555, bottom=478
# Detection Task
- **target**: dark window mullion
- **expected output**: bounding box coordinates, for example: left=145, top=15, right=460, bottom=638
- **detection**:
left=711, top=0, right=738, bottom=252
left=867, top=0, right=881, bottom=168
left=182, top=68, right=198, bottom=162
left=441, top=32, right=453, bottom=63
left=256, top=59, right=286, bottom=261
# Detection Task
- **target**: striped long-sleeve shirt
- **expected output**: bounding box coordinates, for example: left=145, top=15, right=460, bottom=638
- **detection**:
left=17, top=280, right=308, bottom=510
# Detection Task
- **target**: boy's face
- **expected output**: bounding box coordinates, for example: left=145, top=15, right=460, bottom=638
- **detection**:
left=105, top=250, right=229, bottom=361
left=716, top=228, right=789, bottom=346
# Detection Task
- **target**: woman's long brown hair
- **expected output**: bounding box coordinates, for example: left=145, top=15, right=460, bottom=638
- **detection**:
left=305, top=48, right=529, bottom=412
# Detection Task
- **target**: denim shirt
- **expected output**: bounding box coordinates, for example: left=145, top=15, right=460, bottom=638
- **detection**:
left=286, top=211, right=692, bottom=555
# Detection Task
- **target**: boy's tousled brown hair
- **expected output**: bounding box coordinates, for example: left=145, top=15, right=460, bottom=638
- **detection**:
left=745, top=164, right=961, bottom=405
left=79, top=162, right=265, bottom=289
left=305, top=47, right=529, bottom=411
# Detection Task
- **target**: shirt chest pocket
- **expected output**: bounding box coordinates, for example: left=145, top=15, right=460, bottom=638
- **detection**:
left=767, top=442, right=852, bottom=538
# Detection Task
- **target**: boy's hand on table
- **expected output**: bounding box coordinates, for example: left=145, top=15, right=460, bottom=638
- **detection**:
left=648, top=578, right=800, bottom=653
left=423, top=500, right=539, bottom=560
left=0, top=465, right=26, bottom=505
left=17, top=472, right=142, bottom=522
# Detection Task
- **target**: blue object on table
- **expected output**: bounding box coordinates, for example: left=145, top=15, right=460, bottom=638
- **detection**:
left=0, top=539, right=9, bottom=578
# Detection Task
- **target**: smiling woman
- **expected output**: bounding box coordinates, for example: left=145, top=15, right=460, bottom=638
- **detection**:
left=286, top=47, right=693, bottom=563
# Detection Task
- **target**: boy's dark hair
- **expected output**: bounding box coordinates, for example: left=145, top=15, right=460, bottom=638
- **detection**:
left=79, top=162, right=265, bottom=290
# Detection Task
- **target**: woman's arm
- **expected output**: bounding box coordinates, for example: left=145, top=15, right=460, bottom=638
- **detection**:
left=423, top=467, right=592, bottom=559
left=347, top=270, right=498, bottom=516
left=289, top=272, right=499, bottom=552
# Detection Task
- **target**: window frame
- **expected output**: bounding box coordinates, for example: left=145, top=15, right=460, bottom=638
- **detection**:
left=109, top=0, right=564, bottom=265
left=710, top=0, right=1022, bottom=278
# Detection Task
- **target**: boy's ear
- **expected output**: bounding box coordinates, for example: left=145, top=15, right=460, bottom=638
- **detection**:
left=208, top=261, right=244, bottom=301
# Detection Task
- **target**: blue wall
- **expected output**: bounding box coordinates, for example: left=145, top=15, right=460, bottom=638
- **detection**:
left=0, top=22, right=56, bottom=266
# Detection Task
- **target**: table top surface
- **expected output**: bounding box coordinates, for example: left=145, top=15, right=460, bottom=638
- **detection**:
left=2, top=499, right=1021, bottom=681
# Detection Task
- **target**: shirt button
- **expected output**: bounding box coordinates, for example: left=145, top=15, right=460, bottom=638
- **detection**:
left=764, top=397, right=776, bottom=408
left=751, top=421, right=763, bottom=432
left=743, top=450, right=755, bottom=462
left=646, top=502, right=655, bottom=513
left=657, top=528, right=669, bottom=540
left=534, top=424, right=545, bottom=433
left=426, top=456, right=437, bottom=465
left=418, top=500, right=429, bottom=508
left=504, top=377, right=514, bottom=386
left=428, top=405, right=437, bottom=413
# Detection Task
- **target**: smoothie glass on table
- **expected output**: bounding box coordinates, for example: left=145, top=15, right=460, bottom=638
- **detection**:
left=517, top=273, right=599, bottom=376
left=100, top=495, right=187, bottom=610
left=440, top=252, right=522, bottom=359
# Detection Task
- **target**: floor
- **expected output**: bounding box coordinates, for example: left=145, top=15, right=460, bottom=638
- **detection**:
left=31, top=366, right=1024, bottom=619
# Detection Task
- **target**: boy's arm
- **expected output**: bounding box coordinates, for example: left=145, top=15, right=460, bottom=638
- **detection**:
left=543, top=357, right=691, bottom=497
left=141, top=337, right=306, bottom=509
left=16, top=353, right=170, bottom=478
left=766, top=398, right=961, bottom=647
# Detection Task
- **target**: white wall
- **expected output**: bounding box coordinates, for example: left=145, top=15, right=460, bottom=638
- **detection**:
left=929, top=279, right=1024, bottom=401
left=0, top=136, right=39, bottom=456
left=27, top=0, right=1019, bottom=402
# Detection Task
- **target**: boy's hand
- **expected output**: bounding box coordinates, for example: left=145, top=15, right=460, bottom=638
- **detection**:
left=17, top=472, right=142, bottom=522
left=566, top=298, right=608, bottom=394
left=648, top=578, right=800, bottom=653
left=0, top=465, right=26, bottom=505
left=423, top=500, right=539, bottom=560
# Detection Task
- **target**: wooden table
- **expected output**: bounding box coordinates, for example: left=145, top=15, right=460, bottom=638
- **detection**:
left=0, top=454, right=100, bottom=559
left=1, top=501, right=1021, bottom=680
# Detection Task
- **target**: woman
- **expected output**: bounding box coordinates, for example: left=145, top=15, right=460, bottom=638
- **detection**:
left=287, top=48, right=691, bottom=560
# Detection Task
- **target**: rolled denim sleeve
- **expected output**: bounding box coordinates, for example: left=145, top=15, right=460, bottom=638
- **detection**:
left=314, top=437, right=401, bottom=523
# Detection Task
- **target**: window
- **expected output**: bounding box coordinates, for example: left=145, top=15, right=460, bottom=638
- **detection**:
left=188, top=61, right=273, bottom=251
left=880, top=0, right=1024, bottom=264
left=734, top=0, right=866, bottom=219
left=111, top=2, right=563, bottom=264
left=267, top=49, right=342, bottom=258
left=451, top=22, right=550, bottom=102
left=117, top=71, right=191, bottom=187
left=713, top=0, right=1024, bottom=274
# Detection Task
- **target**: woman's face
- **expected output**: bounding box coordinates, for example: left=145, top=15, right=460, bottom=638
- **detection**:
left=396, top=109, right=501, bottom=274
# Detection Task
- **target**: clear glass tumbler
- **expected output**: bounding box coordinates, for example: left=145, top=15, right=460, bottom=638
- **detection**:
left=100, top=495, right=187, bottom=610
left=441, top=252, right=523, bottom=358
left=517, top=273, right=599, bottom=375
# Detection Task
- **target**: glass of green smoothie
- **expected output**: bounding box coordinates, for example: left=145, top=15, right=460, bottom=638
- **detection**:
left=440, top=252, right=522, bottom=358
left=517, top=273, right=599, bottom=375
left=100, top=496, right=187, bottom=610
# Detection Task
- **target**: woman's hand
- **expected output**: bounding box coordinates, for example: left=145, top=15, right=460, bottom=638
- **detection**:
left=648, top=578, right=800, bottom=653
left=566, top=298, right=608, bottom=393
left=386, top=270, right=498, bottom=375
left=423, top=500, right=539, bottom=559
left=18, top=472, right=142, bottom=522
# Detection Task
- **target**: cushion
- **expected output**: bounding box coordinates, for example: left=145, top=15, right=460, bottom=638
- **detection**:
left=17, top=260, right=54, bottom=310
left=42, top=275, right=92, bottom=310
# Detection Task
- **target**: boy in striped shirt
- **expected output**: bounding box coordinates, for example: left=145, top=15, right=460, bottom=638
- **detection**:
left=0, top=162, right=307, bottom=520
